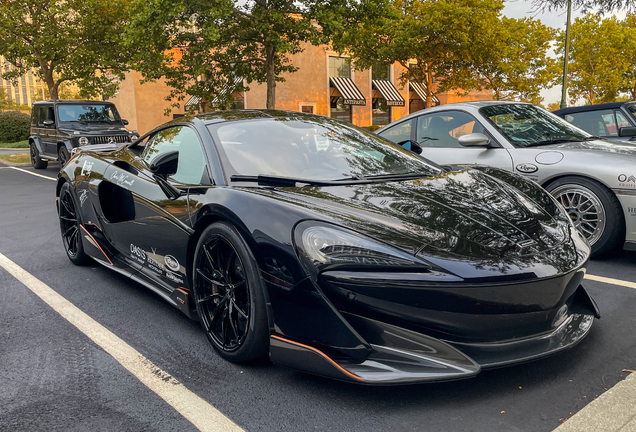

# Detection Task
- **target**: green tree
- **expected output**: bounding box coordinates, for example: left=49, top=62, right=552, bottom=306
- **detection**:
left=330, top=0, right=503, bottom=108
left=556, top=13, right=626, bottom=105
left=126, top=0, right=363, bottom=111
left=619, top=13, right=636, bottom=100
left=460, top=17, right=559, bottom=103
left=0, top=0, right=133, bottom=100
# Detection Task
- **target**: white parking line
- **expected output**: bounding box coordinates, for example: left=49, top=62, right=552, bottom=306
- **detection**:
left=8, top=166, right=56, bottom=181
left=0, top=253, right=244, bottom=432
left=585, top=274, right=636, bottom=290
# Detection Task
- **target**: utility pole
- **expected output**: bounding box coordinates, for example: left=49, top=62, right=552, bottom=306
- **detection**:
left=560, top=0, right=572, bottom=110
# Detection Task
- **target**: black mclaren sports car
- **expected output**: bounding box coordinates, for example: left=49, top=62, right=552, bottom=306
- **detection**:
left=56, top=110, right=600, bottom=384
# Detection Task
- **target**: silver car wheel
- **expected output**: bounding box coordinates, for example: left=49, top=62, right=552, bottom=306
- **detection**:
left=551, top=184, right=606, bottom=246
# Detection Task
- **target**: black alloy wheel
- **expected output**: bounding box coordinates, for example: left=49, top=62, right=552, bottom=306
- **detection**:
left=58, top=146, right=70, bottom=167
left=30, top=142, right=48, bottom=169
left=193, top=222, right=269, bottom=362
left=59, top=183, right=91, bottom=265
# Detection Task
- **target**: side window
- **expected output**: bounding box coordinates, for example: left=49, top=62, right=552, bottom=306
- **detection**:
left=616, top=111, right=630, bottom=129
left=416, top=111, right=484, bottom=148
left=38, top=106, right=48, bottom=126
left=567, top=110, right=616, bottom=136
left=377, top=120, right=412, bottom=144
left=143, top=126, right=207, bottom=185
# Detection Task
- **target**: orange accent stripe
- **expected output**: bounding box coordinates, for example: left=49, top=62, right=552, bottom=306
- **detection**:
left=271, top=335, right=363, bottom=382
left=80, top=225, right=113, bottom=265
left=84, top=222, right=103, bottom=232
left=176, top=287, right=189, bottom=294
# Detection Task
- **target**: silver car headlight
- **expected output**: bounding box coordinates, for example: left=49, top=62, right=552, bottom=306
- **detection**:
left=78, top=137, right=89, bottom=146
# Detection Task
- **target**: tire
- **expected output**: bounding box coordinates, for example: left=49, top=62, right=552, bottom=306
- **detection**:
left=58, top=145, right=70, bottom=167
left=192, top=222, right=269, bottom=362
left=59, top=183, right=92, bottom=266
left=30, top=142, right=48, bottom=169
left=546, top=176, right=624, bottom=257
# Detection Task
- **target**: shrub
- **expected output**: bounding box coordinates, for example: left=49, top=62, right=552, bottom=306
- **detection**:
left=0, top=111, right=31, bottom=143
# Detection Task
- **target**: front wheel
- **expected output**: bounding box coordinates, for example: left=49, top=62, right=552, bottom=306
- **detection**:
left=59, top=183, right=91, bottom=265
left=58, top=146, right=70, bottom=167
left=192, top=222, right=269, bottom=362
left=547, top=176, right=624, bottom=257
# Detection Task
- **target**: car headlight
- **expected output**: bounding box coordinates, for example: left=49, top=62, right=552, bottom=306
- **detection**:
left=294, top=221, right=429, bottom=278
left=78, top=137, right=89, bottom=146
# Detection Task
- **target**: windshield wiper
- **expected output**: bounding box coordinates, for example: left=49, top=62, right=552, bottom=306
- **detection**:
left=525, top=138, right=581, bottom=147
left=230, top=174, right=367, bottom=187
left=363, top=171, right=432, bottom=180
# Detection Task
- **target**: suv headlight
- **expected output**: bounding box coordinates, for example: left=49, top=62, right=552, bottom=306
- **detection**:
left=294, top=221, right=429, bottom=278
left=78, top=137, right=89, bottom=146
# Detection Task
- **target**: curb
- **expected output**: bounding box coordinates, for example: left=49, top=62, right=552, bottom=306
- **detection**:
left=554, top=371, right=636, bottom=431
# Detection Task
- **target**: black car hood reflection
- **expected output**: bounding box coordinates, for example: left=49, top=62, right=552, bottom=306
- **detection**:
left=252, top=167, right=584, bottom=280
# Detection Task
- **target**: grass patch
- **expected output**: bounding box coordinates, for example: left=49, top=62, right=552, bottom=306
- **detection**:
left=0, top=153, right=31, bottom=166
left=0, top=140, right=29, bottom=148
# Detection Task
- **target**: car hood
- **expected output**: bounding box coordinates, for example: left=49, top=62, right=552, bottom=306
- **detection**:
left=263, top=168, right=587, bottom=279
left=541, top=139, right=636, bottom=155
left=59, top=124, right=131, bottom=135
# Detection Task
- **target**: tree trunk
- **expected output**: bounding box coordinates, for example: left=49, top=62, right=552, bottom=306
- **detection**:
left=265, top=43, right=277, bottom=110
left=425, top=69, right=434, bottom=108
left=36, top=56, right=58, bottom=100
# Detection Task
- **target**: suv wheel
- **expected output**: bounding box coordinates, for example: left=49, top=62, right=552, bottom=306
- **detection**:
left=58, top=146, right=70, bottom=167
left=30, top=143, right=48, bottom=169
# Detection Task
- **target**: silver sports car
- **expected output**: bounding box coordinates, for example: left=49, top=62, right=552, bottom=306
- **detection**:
left=378, top=101, right=636, bottom=256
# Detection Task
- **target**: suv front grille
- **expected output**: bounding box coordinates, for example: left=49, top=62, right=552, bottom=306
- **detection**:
left=91, top=135, right=131, bottom=145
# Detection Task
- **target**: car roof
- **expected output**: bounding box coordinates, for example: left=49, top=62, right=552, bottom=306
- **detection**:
left=32, top=100, right=115, bottom=105
left=552, top=102, right=631, bottom=116
left=385, top=100, right=534, bottom=124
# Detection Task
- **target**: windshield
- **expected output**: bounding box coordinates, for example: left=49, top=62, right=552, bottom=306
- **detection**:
left=626, top=104, right=636, bottom=120
left=57, top=104, right=122, bottom=123
left=207, top=116, right=440, bottom=181
left=480, top=104, right=591, bottom=148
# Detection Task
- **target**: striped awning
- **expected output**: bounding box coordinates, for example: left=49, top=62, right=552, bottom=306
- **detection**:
left=409, top=82, right=440, bottom=105
left=329, top=77, right=366, bottom=106
left=184, top=95, right=202, bottom=108
left=212, top=76, right=244, bottom=104
left=372, top=80, right=405, bottom=107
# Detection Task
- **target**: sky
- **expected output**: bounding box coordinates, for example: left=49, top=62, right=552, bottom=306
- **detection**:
left=501, top=1, right=627, bottom=106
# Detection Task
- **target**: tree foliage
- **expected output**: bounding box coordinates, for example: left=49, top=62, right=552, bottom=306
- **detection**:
left=331, top=0, right=504, bottom=108
left=0, top=0, right=133, bottom=100
left=455, top=17, right=559, bottom=103
left=126, top=0, right=356, bottom=111
left=556, top=13, right=629, bottom=104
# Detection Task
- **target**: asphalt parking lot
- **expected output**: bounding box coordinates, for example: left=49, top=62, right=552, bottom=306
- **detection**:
left=1, top=163, right=635, bottom=432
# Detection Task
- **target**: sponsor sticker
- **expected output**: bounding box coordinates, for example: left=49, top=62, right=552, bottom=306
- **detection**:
left=81, top=160, right=94, bottom=177
left=515, top=163, right=538, bottom=174
left=79, top=189, right=89, bottom=207
left=110, top=170, right=135, bottom=187
left=618, top=174, right=636, bottom=188
left=164, top=255, right=180, bottom=272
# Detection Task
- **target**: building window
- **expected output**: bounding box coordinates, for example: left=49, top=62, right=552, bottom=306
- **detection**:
left=231, top=95, right=244, bottom=110
left=372, top=63, right=391, bottom=126
left=329, top=57, right=352, bottom=123
left=372, top=64, right=390, bottom=81
left=329, top=57, right=350, bottom=78
left=301, top=106, right=313, bottom=114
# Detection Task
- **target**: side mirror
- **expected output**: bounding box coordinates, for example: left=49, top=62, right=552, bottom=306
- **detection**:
left=458, top=133, right=490, bottom=147
left=149, top=150, right=179, bottom=176
left=122, top=119, right=129, bottom=125
left=397, top=140, right=423, bottom=155
left=42, top=120, right=54, bottom=126
left=619, top=127, right=636, bottom=137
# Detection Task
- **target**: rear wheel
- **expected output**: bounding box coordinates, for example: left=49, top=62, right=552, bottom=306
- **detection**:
left=59, top=183, right=91, bottom=265
left=547, top=176, right=624, bottom=257
left=30, top=143, right=48, bottom=169
left=58, top=145, right=70, bottom=167
left=192, top=222, right=269, bottom=362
